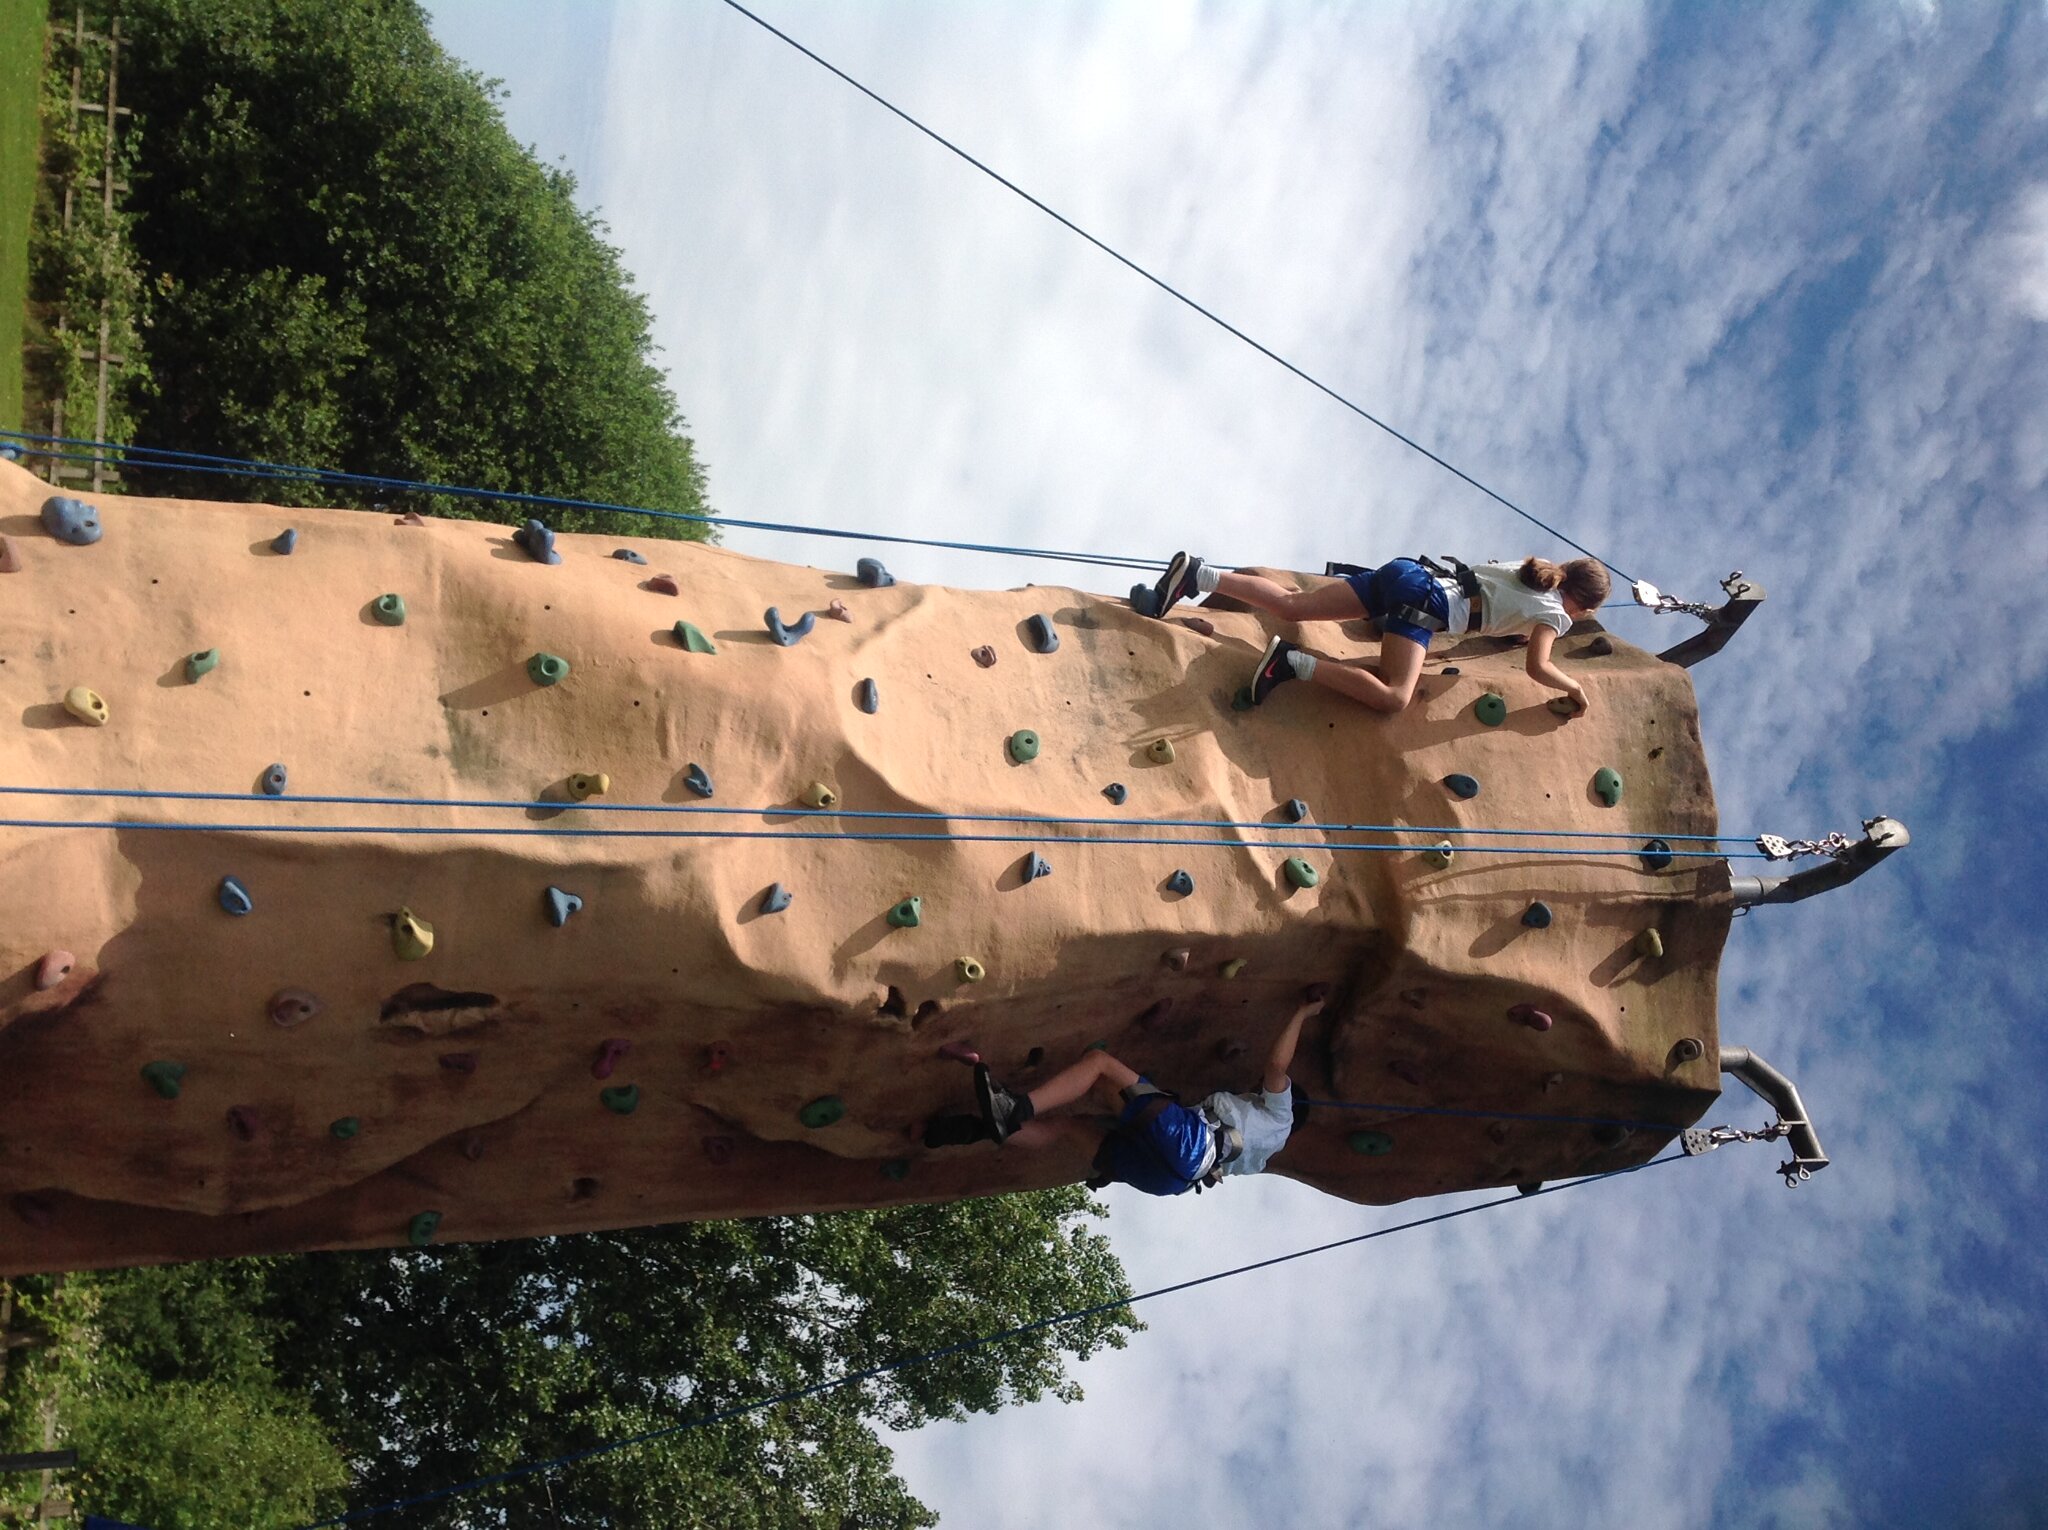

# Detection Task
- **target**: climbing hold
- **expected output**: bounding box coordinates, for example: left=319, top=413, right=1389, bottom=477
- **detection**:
left=760, top=883, right=793, bottom=914
left=260, top=763, right=288, bottom=796
left=0, top=536, right=18, bottom=572
left=62, top=686, right=108, bottom=726
left=825, top=599, right=852, bottom=622
left=881, top=1159, right=910, bottom=1182
left=527, top=652, right=570, bottom=686
left=1547, top=695, right=1584, bottom=717
left=226, top=1106, right=260, bottom=1143
left=1008, top=729, right=1040, bottom=763
left=673, top=620, right=717, bottom=654
left=1348, top=1130, right=1395, bottom=1156
left=1284, top=798, right=1310, bottom=823
left=592, top=1039, right=631, bottom=1079
left=566, top=772, right=609, bottom=801
left=1220, top=957, right=1247, bottom=979
left=1639, top=838, right=1673, bottom=871
left=438, top=1051, right=479, bottom=1075
left=1593, top=767, right=1624, bottom=806
left=887, top=896, right=923, bottom=928
left=1136, top=999, right=1174, bottom=1030
left=971, top=645, right=997, bottom=668
left=1591, top=1123, right=1632, bottom=1148
left=956, top=956, right=985, bottom=983
left=1487, top=1120, right=1512, bottom=1145
left=1147, top=738, right=1176, bottom=764
left=1443, top=774, right=1481, bottom=800
left=372, top=593, right=406, bottom=626
left=765, top=607, right=815, bottom=646
left=1441, top=666, right=1460, bottom=676
left=392, top=908, right=435, bottom=961
left=33, top=950, right=73, bottom=989
left=1024, top=614, right=1059, bottom=653
left=407, top=1211, right=443, bottom=1247
left=1522, top=902, right=1554, bottom=929
left=1163, top=947, right=1190, bottom=971
left=1508, top=1003, right=1555, bottom=1032
left=460, top=1132, right=486, bottom=1160
left=40, top=495, right=102, bottom=545
left=601, top=1084, right=640, bottom=1115
left=1388, top=1059, right=1425, bottom=1087
left=684, top=763, right=715, bottom=797
left=856, top=678, right=880, bottom=714
left=1231, top=685, right=1256, bottom=712
left=512, top=518, right=561, bottom=564
left=140, top=1061, right=186, bottom=1099
left=1283, top=857, right=1319, bottom=890
left=1178, top=616, right=1216, bottom=637
left=394, top=510, right=427, bottom=526
left=646, top=573, right=680, bottom=596
left=1422, top=840, right=1455, bottom=869
left=268, top=989, right=322, bottom=1028
left=1669, top=1037, right=1706, bottom=1067
left=705, top=1042, right=732, bottom=1073
left=612, top=548, right=648, bottom=563
left=184, top=648, right=221, bottom=682
left=1166, top=869, right=1195, bottom=896
left=1303, top=982, right=1331, bottom=1002
left=1474, top=693, right=1508, bottom=727
left=702, top=1135, right=736, bottom=1165
left=938, top=1040, right=982, bottom=1065
left=1583, top=636, right=1615, bottom=657
left=218, top=877, right=253, bottom=916
left=1022, top=852, right=1052, bottom=881
left=1216, top=1038, right=1248, bottom=1061
left=545, top=886, right=584, bottom=927
left=799, top=1096, right=845, bottom=1129
left=1127, top=583, right=1161, bottom=617
left=803, top=781, right=838, bottom=809
left=10, top=1193, right=55, bottom=1229
left=1102, top=782, right=1128, bottom=805
left=1635, top=928, right=1665, bottom=959
left=856, top=557, right=895, bottom=588
left=329, top=1117, right=360, bottom=1140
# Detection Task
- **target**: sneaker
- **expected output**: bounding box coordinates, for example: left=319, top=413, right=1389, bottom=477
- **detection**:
left=1152, top=551, right=1204, bottom=617
left=1249, top=635, right=1301, bottom=704
left=974, top=1063, right=1031, bottom=1145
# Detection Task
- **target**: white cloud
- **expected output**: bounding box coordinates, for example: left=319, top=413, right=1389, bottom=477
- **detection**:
left=2002, top=182, right=2048, bottom=321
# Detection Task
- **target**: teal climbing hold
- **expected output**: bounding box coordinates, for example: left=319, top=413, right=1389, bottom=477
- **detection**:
left=601, top=1084, right=640, bottom=1115
left=373, top=593, right=406, bottom=627
left=1008, top=729, right=1040, bottom=763
left=1025, top=614, right=1059, bottom=653
left=407, top=1211, right=442, bottom=1247
left=887, top=896, right=923, bottom=928
left=1443, top=774, right=1480, bottom=800
left=1640, top=838, right=1673, bottom=871
left=761, top=883, right=793, bottom=914
left=185, top=648, right=220, bottom=681
left=1593, top=767, right=1624, bottom=806
left=674, top=621, right=716, bottom=654
left=1347, top=1130, right=1395, bottom=1156
left=765, top=607, right=815, bottom=646
left=1023, top=852, right=1052, bottom=881
left=40, top=495, right=101, bottom=545
left=218, top=876, right=253, bottom=916
left=272, top=528, right=298, bottom=555
left=1283, top=857, right=1319, bottom=890
left=1166, top=869, right=1195, bottom=896
left=1103, top=782, right=1128, bottom=805
left=856, top=557, right=895, bottom=588
left=856, top=678, right=880, bottom=714
left=330, top=1117, right=360, bottom=1140
left=1522, top=902, right=1554, bottom=928
left=1474, top=693, right=1508, bottom=727
left=140, top=1061, right=186, bottom=1100
left=527, top=652, right=569, bottom=686
left=799, top=1096, right=845, bottom=1128
left=881, top=1159, right=910, bottom=1182
left=1284, top=798, right=1310, bottom=823
left=260, top=762, right=288, bottom=796
left=1232, top=686, right=1255, bottom=711
left=684, top=763, right=714, bottom=797
left=545, top=886, right=583, bottom=927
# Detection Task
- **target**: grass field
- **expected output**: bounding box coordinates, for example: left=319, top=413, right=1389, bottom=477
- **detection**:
left=0, top=0, right=45, bottom=433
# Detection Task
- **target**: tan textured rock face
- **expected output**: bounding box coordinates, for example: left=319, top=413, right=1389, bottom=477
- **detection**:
left=0, top=461, right=1727, bottom=1275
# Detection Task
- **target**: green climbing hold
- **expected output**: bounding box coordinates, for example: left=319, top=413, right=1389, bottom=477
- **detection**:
left=1422, top=840, right=1455, bottom=869
left=1232, top=686, right=1256, bottom=712
left=407, top=1211, right=442, bottom=1247
left=1635, top=928, right=1664, bottom=959
left=887, top=896, right=923, bottom=928
left=601, top=1084, right=640, bottom=1115
left=1593, top=767, right=1624, bottom=806
left=1347, top=1130, right=1395, bottom=1156
left=140, top=1061, right=186, bottom=1099
left=881, top=1159, right=910, bottom=1182
left=674, top=620, right=716, bottom=654
left=799, top=1095, right=845, bottom=1129
left=1283, top=857, right=1320, bottom=890
left=1008, top=729, right=1040, bottom=763
left=330, top=1117, right=360, bottom=1140
left=373, top=594, right=406, bottom=627
left=527, top=652, right=569, bottom=686
left=1474, top=693, right=1508, bottom=727
left=184, top=648, right=220, bottom=682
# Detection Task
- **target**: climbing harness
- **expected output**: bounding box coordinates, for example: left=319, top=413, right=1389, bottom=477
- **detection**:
left=1680, top=1120, right=1818, bottom=1189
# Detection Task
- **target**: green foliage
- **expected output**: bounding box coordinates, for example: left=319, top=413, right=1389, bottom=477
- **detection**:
left=0, top=0, right=44, bottom=431
left=115, top=0, right=710, bottom=537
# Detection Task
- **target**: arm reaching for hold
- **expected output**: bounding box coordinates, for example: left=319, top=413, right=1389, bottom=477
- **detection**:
left=1263, top=987, right=1327, bottom=1096
left=1523, top=625, right=1589, bottom=717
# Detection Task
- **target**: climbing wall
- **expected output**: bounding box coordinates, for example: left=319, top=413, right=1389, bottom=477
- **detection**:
left=0, top=461, right=1730, bottom=1276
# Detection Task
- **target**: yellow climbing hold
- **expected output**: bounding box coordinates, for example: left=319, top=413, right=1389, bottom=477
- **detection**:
left=1220, top=957, right=1247, bottom=979
left=1422, top=840, right=1455, bottom=869
left=1147, top=738, right=1176, bottom=764
left=62, top=686, right=109, bottom=726
left=1635, top=928, right=1665, bottom=959
left=567, top=772, right=610, bottom=801
left=956, top=956, right=986, bottom=983
left=392, top=907, right=435, bottom=961
left=803, top=781, right=839, bottom=809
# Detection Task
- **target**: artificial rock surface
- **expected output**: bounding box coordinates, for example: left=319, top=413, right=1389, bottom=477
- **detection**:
left=0, top=461, right=1729, bottom=1274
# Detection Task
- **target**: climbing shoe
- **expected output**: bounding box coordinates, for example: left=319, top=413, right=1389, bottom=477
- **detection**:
left=975, top=1063, right=1035, bottom=1144
left=1249, top=635, right=1301, bottom=705
left=1152, top=551, right=1204, bottom=617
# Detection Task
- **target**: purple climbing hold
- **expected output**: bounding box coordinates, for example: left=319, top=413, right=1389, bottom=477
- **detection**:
left=268, top=989, right=322, bottom=1027
left=613, top=548, right=648, bottom=563
left=439, top=1051, right=479, bottom=1075
left=226, top=1106, right=260, bottom=1142
left=34, top=950, right=73, bottom=990
left=1103, top=782, right=1128, bottom=805
left=684, top=763, right=714, bottom=797
left=1508, top=1003, right=1555, bottom=1032
left=272, top=528, right=298, bottom=555
left=646, top=573, right=680, bottom=595
left=938, top=1039, right=982, bottom=1064
left=972, top=645, right=997, bottom=668
left=765, top=607, right=815, bottom=646
left=856, top=678, right=879, bottom=714
left=1025, top=614, right=1059, bottom=653
left=513, top=518, right=562, bottom=564
left=219, top=876, right=253, bottom=916
left=703, top=1135, right=736, bottom=1165
left=592, top=1038, right=631, bottom=1079
left=1022, top=851, right=1052, bottom=881
left=11, top=1194, right=55, bottom=1229
left=761, top=883, right=793, bottom=914
left=856, top=557, right=895, bottom=588
left=260, top=762, right=288, bottom=796
left=1166, top=869, right=1195, bottom=896
left=545, top=886, right=583, bottom=927
left=40, top=495, right=101, bottom=545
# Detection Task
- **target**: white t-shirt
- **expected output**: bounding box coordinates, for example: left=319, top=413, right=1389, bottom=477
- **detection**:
left=1440, top=561, right=1572, bottom=639
left=1202, top=1087, right=1295, bottom=1177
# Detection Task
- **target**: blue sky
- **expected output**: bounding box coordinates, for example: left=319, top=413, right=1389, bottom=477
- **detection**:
left=423, top=2, right=2048, bottom=1524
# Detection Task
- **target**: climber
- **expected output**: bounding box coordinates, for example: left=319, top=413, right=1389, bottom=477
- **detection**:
left=1149, top=551, right=1608, bottom=717
left=922, top=990, right=1325, bottom=1196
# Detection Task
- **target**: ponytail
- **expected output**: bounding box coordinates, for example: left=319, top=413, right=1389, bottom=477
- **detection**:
left=1518, top=557, right=1565, bottom=592
left=1520, top=556, right=1611, bottom=611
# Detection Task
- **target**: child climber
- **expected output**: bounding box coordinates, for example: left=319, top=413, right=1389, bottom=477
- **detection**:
left=923, top=989, right=1325, bottom=1196
left=1150, top=550, right=1609, bottom=717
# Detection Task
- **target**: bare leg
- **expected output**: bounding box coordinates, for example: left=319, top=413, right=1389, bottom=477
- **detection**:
left=1009, top=1116, right=1109, bottom=1152
left=1213, top=572, right=1367, bottom=624
left=1027, top=1050, right=1140, bottom=1115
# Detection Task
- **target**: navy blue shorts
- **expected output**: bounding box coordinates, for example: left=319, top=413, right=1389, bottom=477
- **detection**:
left=1092, top=1084, right=1213, bottom=1197
left=1341, top=558, right=1447, bottom=647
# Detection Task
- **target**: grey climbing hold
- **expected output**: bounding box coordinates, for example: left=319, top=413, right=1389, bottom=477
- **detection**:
left=765, top=607, right=815, bottom=646
left=1103, top=782, right=1128, bottom=805
left=218, top=876, right=253, bottom=916
left=1025, top=614, right=1059, bottom=653
left=1178, top=616, right=1216, bottom=636
left=1163, top=947, right=1190, bottom=971
left=527, top=652, right=569, bottom=686
left=1022, top=852, right=1052, bottom=881
left=1508, top=1003, right=1554, bottom=1032
left=612, top=548, right=648, bottom=563
left=1283, top=857, right=1319, bottom=890
left=1443, top=774, right=1480, bottom=800
left=185, top=649, right=221, bottom=681
left=407, top=1210, right=443, bottom=1247
left=1593, top=767, right=1624, bottom=806
left=856, top=557, right=895, bottom=588
left=273, top=528, right=298, bottom=555
left=261, top=763, right=288, bottom=796
left=1522, top=902, right=1554, bottom=928
left=684, top=763, right=714, bottom=797
left=41, top=495, right=101, bottom=544
left=1422, top=840, right=1455, bottom=869
left=268, top=989, right=322, bottom=1027
left=887, top=896, right=923, bottom=928
left=674, top=621, right=716, bottom=654
left=1147, top=738, right=1176, bottom=764
left=1284, top=798, right=1310, bottom=823
left=545, top=886, right=583, bottom=927
left=761, top=883, right=793, bottom=914
left=592, top=1038, right=631, bottom=1079
left=1166, top=869, right=1194, bottom=896
left=373, top=593, right=406, bottom=626
left=601, top=1084, right=640, bottom=1114
left=513, top=518, right=561, bottom=564
left=1474, top=693, right=1508, bottom=727
left=1634, top=928, right=1664, bottom=959
left=394, top=510, right=427, bottom=526
left=856, top=678, right=879, bottom=714
left=1583, top=636, right=1614, bottom=657
left=330, top=1117, right=360, bottom=1139
left=1008, top=729, right=1040, bottom=763
left=1639, top=838, right=1673, bottom=871
left=141, top=1061, right=186, bottom=1099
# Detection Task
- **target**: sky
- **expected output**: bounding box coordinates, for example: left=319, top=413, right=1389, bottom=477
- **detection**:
left=421, top=3, right=2048, bottom=1525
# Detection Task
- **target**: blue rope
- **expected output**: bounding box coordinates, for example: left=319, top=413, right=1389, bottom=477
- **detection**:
left=288, top=1153, right=1688, bottom=1527
left=1304, top=1098, right=1678, bottom=1133
left=710, top=0, right=1638, bottom=586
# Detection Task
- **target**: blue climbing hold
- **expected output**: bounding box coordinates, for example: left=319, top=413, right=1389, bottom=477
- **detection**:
left=1444, top=774, right=1481, bottom=800
left=1025, top=614, right=1059, bottom=653
left=856, top=557, right=895, bottom=588
left=1284, top=798, right=1310, bottom=823
left=1640, top=838, right=1673, bottom=872
left=513, top=518, right=561, bottom=564
left=261, top=763, right=288, bottom=796
left=1166, top=869, right=1195, bottom=896
left=545, top=886, right=583, bottom=927
left=40, top=495, right=101, bottom=545
left=856, top=678, right=879, bottom=714
left=684, top=763, right=714, bottom=797
left=1023, top=852, right=1052, bottom=881
left=1103, top=782, right=1128, bottom=805
left=219, top=876, right=253, bottom=916
left=272, top=528, right=298, bottom=555
left=765, top=607, right=815, bottom=646
left=761, top=883, right=793, bottom=914
left=612, top=548, right=648, bottom=564
left=1522, top=901, right=1554, bottom=928
left=1128, top=583, right=1161, bottom=617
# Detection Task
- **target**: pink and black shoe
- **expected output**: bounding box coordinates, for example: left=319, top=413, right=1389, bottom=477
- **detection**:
left=1249, top=634, right=1302, bottom=705
left=1151, top=551, right=1204, bottom=618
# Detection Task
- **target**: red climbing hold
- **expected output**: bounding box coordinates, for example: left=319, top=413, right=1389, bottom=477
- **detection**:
left=34, top=950, right=74, bottom=990
left=826, top=599, right=853, bottom=622
left=705, top=1042, right=732, bottom=1074
left=394, top=511, right=427, bottom=526
left=646, top=574, right=680, bottom=596
left=461, top=1132, right=487, bottom=1161
left=1508, top=1004, right=1555, bottom=1032
left=971, top=645, right=997, bottom=668
left=702, top=1135, right=736, bottom=1166
left=438, top=1051, right=479, bottom=1074
left=0, top=536, right=20, bottom=573
left=10, top=1193, right=54, bottom=1229
left=1176, top=617, right=1215, bottom=637
left=937, top=1040, right=982, bottom=1065
left=592, top=1038, right=631, bottom=1080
